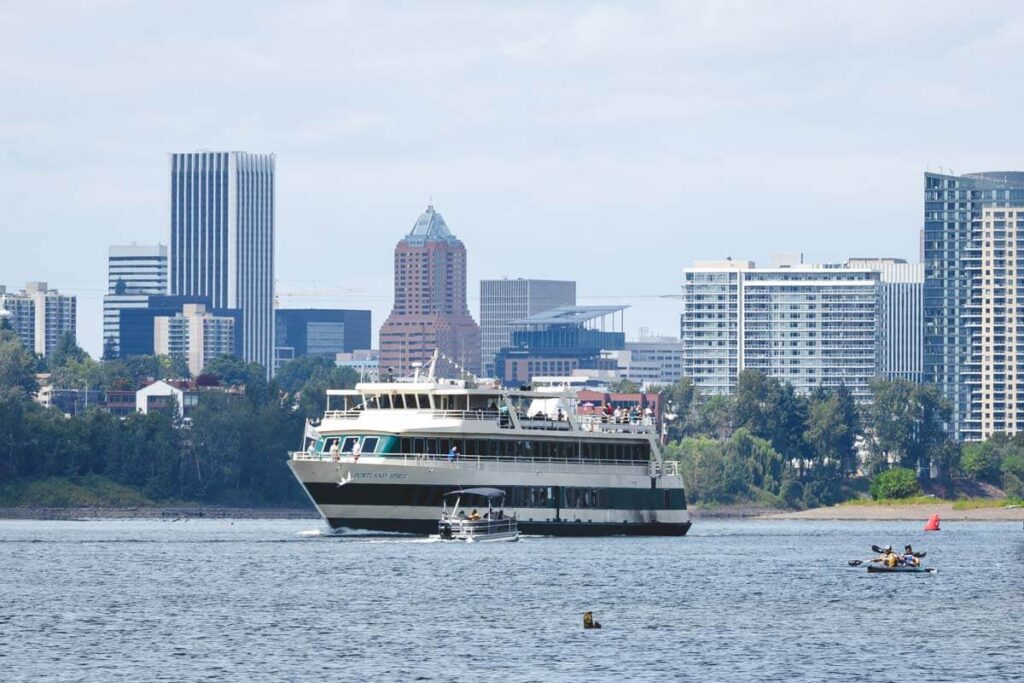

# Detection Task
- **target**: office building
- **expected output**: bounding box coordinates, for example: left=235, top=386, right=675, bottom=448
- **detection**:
left=681, top=259, right=878, bottom=401
left=336, top=349, right=380, bottom=382
left=479, top=278, right=576, bottom=376
left=154, top=303, right=236, bottom=377
left=846, top=258, right=923, bottom=383
left=493, top=305, right=626, bottom=387
left=379, top=205, right=481, bottom=377
left=608, top=336, right=685, bottom=387
left=0, top=282, right=77, bottom=356
left=169, top=151, right=275, bottom=375
left=102, top=244, right=168, bottom=358
left=274, top=308, right=371, bottom=372
left=924, top=171, right=1024, bottom=439
left=963, top=207, right=1024, bottom=439
left=119, top=295, right=242, bottom=360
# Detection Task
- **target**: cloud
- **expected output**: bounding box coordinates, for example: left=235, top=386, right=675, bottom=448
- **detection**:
left=2, top=0, right=1024, bottom=355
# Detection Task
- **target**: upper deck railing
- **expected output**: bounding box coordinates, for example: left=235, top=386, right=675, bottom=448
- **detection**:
left=319, top=409, right=657, bottom=435
left=290, top=450, right=680, bottom=477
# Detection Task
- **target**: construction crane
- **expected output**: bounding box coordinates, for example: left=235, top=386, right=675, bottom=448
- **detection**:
left=274, top=281, right=370, bottom=307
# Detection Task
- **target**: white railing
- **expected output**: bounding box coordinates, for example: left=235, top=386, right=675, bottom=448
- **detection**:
left=290, top=451, right=680, bottom=477
left=316, top=409, right=657, bottom=434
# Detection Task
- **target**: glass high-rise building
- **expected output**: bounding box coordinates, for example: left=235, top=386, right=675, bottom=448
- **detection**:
left=169, top=152, right=275, bottom=375
left=479, top=278, right=576, bottom=376
left=923, top=171, right=1024, bottom=439
left=102, top=244, right=168, bottom=358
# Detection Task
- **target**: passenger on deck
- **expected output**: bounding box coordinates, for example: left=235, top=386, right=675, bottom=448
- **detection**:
left=469, top=509, right=481, bottom=521
left=448, top=446, right=459, bottom=462
left=457, top=510, right=467, bottom=519
left=329, top=441, right=340, bottom=462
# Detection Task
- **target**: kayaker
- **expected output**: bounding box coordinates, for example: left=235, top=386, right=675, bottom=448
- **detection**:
left=901, top=545, right=919, bottom=567
left=873, top=546, right=899, bottom=567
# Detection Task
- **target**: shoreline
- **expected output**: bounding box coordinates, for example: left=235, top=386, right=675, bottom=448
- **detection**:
left=759, top=502, right=1024, bottom=522
left=1, top=503, right=1021, bottom=523
left=0, top=506, right=319, bottom=521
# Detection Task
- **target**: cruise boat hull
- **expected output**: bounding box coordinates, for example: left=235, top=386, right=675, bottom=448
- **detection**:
left=289, top=458, right=692, bottom=537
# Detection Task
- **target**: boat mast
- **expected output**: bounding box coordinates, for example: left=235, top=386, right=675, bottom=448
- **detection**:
left=427, top=349, right=439, bottom=381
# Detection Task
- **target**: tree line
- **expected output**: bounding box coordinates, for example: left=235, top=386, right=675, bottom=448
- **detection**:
left=0, top=325, right=357, bottom=506
left=656, top=371, right=961, bottom=507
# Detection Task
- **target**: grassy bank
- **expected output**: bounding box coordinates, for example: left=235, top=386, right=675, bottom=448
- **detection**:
left=0, top=475, right=154, bottom=508
left=836, top=495, right=1024, bottom=509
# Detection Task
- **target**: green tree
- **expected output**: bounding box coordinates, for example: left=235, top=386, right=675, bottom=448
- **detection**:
left=49, top=356, right=105, bottom=391
left=46, top=332, right=89, bottom=370
left=869, top=467, right=921, bottom=500
left=608, top=378, right=640, bottom=394
left=298, top=365, right=359, bottom=418
left=866, top=378, right=951, bottom=476
left=803, top=388, right=857, bottom=476
left=276, top=355, right=336, bottom=394
left=734, top=370, right=807, bottom=460
left=692, top=394, right=735, bottom=441
left=0, top=328, right=38, bottom=397
left=201, top=355, right=270, bottom=404
left=652, top=377, right=697, bottom=441
left=960, top=441, right=1002, bottom=484
left=725, top=427, right=785, bottom=493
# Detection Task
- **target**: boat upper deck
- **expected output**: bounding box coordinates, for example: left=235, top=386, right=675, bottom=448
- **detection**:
left=320, top=381, right=659, bottom=437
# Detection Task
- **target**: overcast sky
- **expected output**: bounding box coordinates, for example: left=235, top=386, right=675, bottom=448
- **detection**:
left=3, top=1, right=1024, bottom=357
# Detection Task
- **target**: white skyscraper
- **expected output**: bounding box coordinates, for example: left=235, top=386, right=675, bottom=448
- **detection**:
left=681, top=259, right=879, bottom=401
left=169, top=152, right=275, bottom=375
left=102, top=244, right=168, bottom=358
left=846, top=258, right=923, bottom=384
left=963, top=207, right=1024, bottom=439
left=0, top=282, right=76, bottom=356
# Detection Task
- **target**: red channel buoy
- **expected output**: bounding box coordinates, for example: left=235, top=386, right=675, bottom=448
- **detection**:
left=924, top=514, right=940, bottom=531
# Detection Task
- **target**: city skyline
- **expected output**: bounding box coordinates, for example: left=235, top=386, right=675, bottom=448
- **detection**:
left=8, top=3, right=1023, bottom=357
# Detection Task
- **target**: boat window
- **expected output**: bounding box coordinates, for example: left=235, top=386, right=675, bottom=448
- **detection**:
left=379, top=394, right=392, bottom=409
left=321, top=437, right=339, bottom=453
left=341, top=437, right=359, bottom=453
left=362, top=437, right=379, bottom=453
left=403, top=394, right=416, bottom=409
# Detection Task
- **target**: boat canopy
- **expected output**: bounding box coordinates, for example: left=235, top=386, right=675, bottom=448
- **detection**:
left=443, top=487, right=506, bottom=500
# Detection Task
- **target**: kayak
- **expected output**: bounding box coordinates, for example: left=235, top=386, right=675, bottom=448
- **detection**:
left=867, top=565, right=936, bottom=574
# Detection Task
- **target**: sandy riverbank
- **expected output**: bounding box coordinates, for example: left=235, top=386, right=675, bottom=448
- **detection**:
left=760, top=502, right=1024, bottom=522
left=0, top=507, right=319, bottom=521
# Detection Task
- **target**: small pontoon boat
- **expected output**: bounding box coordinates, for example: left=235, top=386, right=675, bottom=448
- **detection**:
left=438, top=488, right=519, bottom=543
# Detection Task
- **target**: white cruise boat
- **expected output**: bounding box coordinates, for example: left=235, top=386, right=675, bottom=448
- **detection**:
left=288, top=366, right=691, bottom=537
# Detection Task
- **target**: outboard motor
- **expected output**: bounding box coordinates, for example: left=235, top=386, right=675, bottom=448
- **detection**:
left=440, top=522, right=453, bottom=540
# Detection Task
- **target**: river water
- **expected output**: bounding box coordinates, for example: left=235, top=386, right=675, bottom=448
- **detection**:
left=1, top=518, right=1021, bottom=682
